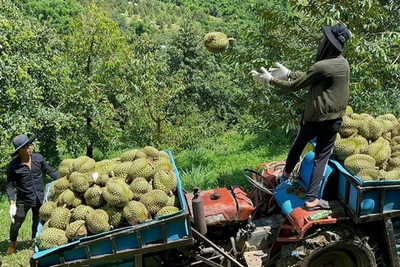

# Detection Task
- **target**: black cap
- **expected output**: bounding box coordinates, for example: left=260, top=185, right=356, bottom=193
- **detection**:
left=323, top=24, right=351, bottom=52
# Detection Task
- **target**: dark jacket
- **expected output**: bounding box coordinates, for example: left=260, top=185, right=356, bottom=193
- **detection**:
left=271, top=55, right=350, bottom=122
left=6, top=153, right=59, bottom=206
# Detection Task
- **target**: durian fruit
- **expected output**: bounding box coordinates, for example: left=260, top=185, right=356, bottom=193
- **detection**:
left=65, top=220, right=87, bottom=241
left=72, top=205, right=94, bottom=221
left=57, top=189, right=82, bottom=208
left=112, top=162, right=133, bottom=179
left=391, top=136, right=400, bottom=147
left=123, top=200, right=149, bottom=225
left=166, top=194, right=179, bottom=207
left=203, top=32, right=232, bottom=54
left=344, top=154, right=376, bottom=176
left=102, top=181, right=133, bottom=207
left=103, top=205, right=125, bottom=228
left=386, top=157, right=400, bottom=171
left=120, top=149, right=140, bottom=162
left=350, top=135, right=369, bottom=154
left=358, top=118, right=383, bottom=141
left=155, top=206, right=179, bottom=218
left=58, top=158, right=75, bottom=177
left=86, top=209, right=110, bottom=234
left=84, top=185, right=105, bottom=207
left=142, top=146, right=160, bottom=159
left=383, top=169, right=400, bottom=180
left=334, top=138, right=360, bottom=161
left=366, top=137, right=391, bottom=168
left=153, top=169, right=177, bottom=195
left=356, top=169, right=384, bottom=181
left=36, top=228, right=68, bottom=251
left=73, top=156, right=96, bottom=173
left=92, top=171, right=109, bottom=186
left=140, top=189, right=170, bottom=215
left=69, top=172, right=90, bottom=193
left=376, top=118, right=394, bottom=135
left=129, top=177, right=153, bottom=200
left=49, top=207, right=71, bottom=230
left=338, top=116, right=359, bottom=138
left=130, top=158, right=155, bottom=181
left=95, top=159, right=115, bottom=176
left=53, top=177, right=70, bottom=193
left=154, top=157, right=173, bottom=171
left=42, top=219, right=51, bottom=232
left=39, top=201, right=57, bottom=222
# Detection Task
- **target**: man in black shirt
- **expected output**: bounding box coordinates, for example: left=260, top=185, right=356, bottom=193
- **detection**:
left=6, top=134, right=59, bottom=254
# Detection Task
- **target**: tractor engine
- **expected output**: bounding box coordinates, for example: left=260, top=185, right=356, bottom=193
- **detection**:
left=185, top=186, right=275, bottom=266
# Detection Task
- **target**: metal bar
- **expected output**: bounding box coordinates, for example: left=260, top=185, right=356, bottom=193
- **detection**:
left=178, top=247, right=224, bottom=267
left=135, top=254, right=143, bottom=267
left=384, top=218, right=400, bottom=267
left=191, top=227, right=245, bottom=267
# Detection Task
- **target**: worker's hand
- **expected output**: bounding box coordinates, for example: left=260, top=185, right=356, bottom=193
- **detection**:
left=268, top=62, right=291, bottom=80
left=9, top=203, right=17, bottom=224
left=251, top=67, right=273, bottom=85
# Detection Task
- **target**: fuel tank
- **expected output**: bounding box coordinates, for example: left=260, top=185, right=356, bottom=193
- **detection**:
left=186, top=187, right=254, bottom=226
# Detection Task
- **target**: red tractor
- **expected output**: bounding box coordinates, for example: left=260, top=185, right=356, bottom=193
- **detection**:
left=183, top=150, right=400, bottom=267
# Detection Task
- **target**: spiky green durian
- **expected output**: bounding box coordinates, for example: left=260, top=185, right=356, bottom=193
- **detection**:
left=49, top=207, right=71, bottom=230
left=345, top=106, right=354, bottom=116
left=102, top=181, right=133, bottom=207
left=386, top=157, right=400, bottom=171
left=129, top=177, right=153, bottom=200
left=103, top=205, right=125, bottom=228
left=142, top=146, right=160, bottom=159
left=344, top=154, right=376, bottom=176
left=73, top=156, right=96, bottom=173
left=39, top=201, right=57, bottom=222
left=92, top=171, right=109, bottom=186
left=366, top=137, right=391, bottom=168
left=58, top=158, right=75, bottom=177
left=84, top=185, right=105, bottom=207
left=72, top=205, right=94, bottom=221
left=154, top=158, right=173, bottom=171
left=95, top=159, right=115, bottom=176
left=130, top=158, right=155, bottom=180
left=166, top=194, right=179, bottom=207
left=155, top=206, right=179, bottom=218
left=123, top=200, right=149, bottom=225
left=333, top=138, right=360, bottom=161
left=111, top=162, right=133, bottom=179
left=53, top=177, right=70, bottom=192
left=86, top=209, right=110, bottom=234
left=356, top=169, right=384, bottom=181
left=338, top=116, right=358, bottom=138
left=120, top=149, right=140, bottom=162
left=36, top=228, right=68, bottom=251
left=203, top=32, right=231, bottom=54
left=153, top=169, right=177, bottom=194
left=140, top=189, right=170, bottom=215
left=383, top=169, right=400, bottom=180
left=358, top=118, right=383, bottom=141
left=69, top=172, right=90, bottom=193
left=57, top=189, right=82, bottom=208
left=65, top=220, right=87, bottom=241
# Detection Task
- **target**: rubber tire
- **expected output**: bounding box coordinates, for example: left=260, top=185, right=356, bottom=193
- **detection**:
left=276, top=224, right=380, bottom=267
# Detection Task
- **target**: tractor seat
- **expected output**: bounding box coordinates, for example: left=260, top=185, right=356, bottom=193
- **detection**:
left=274, top=151, right=334, bottom=215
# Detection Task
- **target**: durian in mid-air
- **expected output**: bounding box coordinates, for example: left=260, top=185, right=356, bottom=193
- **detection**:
left=203, top=31, right=234, bottom=54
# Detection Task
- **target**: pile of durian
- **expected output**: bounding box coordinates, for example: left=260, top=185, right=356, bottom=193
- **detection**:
left=333, top=106, right=400, bottom=182
left=35, top=146, right=180, bottom=251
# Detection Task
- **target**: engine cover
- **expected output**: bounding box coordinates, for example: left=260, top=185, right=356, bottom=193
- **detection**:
left=186, top=187, right=254, bottom=226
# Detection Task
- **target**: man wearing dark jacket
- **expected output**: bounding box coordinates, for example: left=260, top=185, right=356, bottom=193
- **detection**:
left=6, top=134, right=59, bottom=254
left=251, top=24, right=351, bottom=210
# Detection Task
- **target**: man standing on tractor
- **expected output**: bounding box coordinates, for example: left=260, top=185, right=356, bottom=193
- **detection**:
left=5, top=134, right=59, bottom=254
left=251, top=23, right=351, bottom=210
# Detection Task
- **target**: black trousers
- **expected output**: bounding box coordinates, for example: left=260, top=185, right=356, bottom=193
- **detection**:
left=9, top=200, right=41, bottom=242
left=284, top=118, right=343, bottom=202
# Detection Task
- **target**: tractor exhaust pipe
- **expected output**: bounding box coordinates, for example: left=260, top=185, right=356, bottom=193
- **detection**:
left=192, top=187, right=207, bottom=235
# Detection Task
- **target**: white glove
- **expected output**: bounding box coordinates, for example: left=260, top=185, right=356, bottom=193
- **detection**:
left=268, top=62, right=291, bottom=80
left=9, top=203, right=17, bottom=224
left=251, top=67, right=273, bottom=85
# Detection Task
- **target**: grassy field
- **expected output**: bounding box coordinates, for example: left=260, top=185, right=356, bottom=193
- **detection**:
left=0, top=130, right=290, bottom=266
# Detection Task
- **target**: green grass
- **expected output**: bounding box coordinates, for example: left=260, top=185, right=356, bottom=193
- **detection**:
left=174, top=130, right=289, bottom=192
left=0, top=194, right=33, bottom=267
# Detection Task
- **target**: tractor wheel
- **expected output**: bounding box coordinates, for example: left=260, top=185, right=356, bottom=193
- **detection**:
left=276, top=224, right=383, bottom=267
